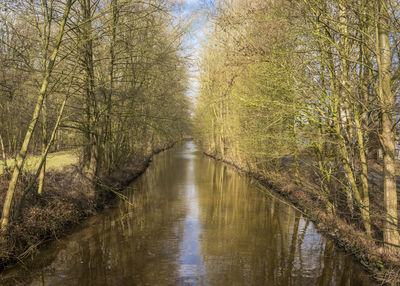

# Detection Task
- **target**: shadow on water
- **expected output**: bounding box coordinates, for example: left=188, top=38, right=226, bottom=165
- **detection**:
left=0, top=141, right=374, bottom=285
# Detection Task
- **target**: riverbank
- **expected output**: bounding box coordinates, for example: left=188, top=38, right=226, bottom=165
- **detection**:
left=0, top=143, right=175, bottom=270
left=204, top=152, right=400, bottom=285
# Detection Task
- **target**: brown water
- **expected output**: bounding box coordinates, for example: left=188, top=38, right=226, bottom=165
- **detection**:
left=0, top=142, right=374, bottom=286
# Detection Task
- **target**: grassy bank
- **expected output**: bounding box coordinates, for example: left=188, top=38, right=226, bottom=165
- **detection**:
left=0, top=150, right=79, bottom=174
left=204, top=152, right=400, bottom=285
left=0, top=143, right=175, bottom=270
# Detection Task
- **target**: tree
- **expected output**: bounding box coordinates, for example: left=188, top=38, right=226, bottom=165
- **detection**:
left=377, top=0, right=400, bottom=247
left=1, top=0, right=74, bottom=230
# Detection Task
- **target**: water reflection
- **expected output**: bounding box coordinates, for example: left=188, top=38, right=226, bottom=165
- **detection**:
left=195, top=155, right=372, bottom=285
left=0, top=142, right=373, bottom=285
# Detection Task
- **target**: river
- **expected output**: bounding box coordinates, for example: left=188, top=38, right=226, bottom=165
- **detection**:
left=0, top=141, right=374, bottom=285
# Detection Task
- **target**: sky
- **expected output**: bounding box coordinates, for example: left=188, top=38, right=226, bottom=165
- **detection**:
left=172, top=0, right=212, bottom=106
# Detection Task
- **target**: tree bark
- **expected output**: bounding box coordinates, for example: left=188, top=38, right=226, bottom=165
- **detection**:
left=38, top=94, right=47, bottom=195
left=377, top=0, right=400, bottom=247
left=81, top=0, right=98, bottom=198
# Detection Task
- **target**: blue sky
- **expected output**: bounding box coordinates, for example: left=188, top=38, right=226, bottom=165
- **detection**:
left=173, top=0, right=212, bottom=105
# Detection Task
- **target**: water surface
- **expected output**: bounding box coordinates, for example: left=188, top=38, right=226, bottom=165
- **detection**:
left=0, top=142, right=374, bottom=285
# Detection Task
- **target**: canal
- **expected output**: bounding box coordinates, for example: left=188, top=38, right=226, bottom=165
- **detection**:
left=0, top=141, right=373, bottom=285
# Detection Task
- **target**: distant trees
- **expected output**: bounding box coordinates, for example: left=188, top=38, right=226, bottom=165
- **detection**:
left=0, top=0, right=190, bottom=229
left=194, top=0, right=400, bottom=250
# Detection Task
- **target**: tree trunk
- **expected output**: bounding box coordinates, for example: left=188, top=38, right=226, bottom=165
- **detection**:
left=38, top=96, right=47, bottom=195
left=377, top=0, right=400, bottom=247
left=104, top=0, right=118, bottom=172
left=81, top=0, right=98, bottom=198
left=0, top=134, right=8, bottom=174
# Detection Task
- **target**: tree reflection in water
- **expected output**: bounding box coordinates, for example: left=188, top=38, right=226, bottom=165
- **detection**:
left=0, top=142, right=373, bottom=285
left=193, top=144, right=372, bottom=286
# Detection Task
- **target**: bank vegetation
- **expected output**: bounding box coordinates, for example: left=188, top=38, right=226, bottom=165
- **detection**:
left=194, top=0, right=400, bottom=283
left=0, top=0, right=189, bottom=267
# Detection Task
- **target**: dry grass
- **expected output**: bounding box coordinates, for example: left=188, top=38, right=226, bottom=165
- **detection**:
left=0, top=171, right=95, bottom=268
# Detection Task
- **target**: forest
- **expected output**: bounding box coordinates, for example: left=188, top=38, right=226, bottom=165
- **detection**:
left=2, top=0, right=400, bottom=284
left=194, top=0, right=400, bottom=282
left=0, top=0, right=189, bottom=267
